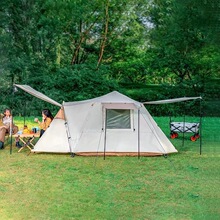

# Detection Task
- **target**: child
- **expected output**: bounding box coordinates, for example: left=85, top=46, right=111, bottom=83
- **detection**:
left=23, top=125, right=30, bottom=134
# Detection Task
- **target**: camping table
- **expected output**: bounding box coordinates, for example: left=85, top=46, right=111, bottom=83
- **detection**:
left=13, top=133, right=40, bottom=153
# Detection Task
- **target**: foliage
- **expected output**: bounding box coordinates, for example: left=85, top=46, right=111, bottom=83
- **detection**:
left=145, top=0, right=220, bottom=93
left=0, top=0, right=219, bottom=116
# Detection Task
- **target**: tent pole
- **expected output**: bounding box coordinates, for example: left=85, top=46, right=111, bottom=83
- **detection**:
left=199, top=98, right=202, bottom=155
left=10, top=86, right=15, bottom=155
left=23, top=101, right=26, bottom=126
left=182, top=102, right=186, bottom=147
left=63, top=106, right=75, bottom=157
left=104, top=109, right=107, bottom=160
left=138, top=109, right=140, bottom=159
left=10, top=114, right=13, bottom=155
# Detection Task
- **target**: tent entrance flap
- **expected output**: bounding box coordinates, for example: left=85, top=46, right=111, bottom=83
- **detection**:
left=14, top=84, right=62, bottom=107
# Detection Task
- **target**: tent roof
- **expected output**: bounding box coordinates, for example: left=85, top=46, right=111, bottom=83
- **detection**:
left=14, top=84, right=62, bottom=107
left=14, top=84, right=201, bottom=107
left=144, top=97, right=202, bottom=104
left=64, top=91, right=142, bottom=107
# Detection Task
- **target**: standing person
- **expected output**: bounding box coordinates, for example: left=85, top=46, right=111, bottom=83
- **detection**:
left=35, top=109, right=54, bottom=137
left=0, top=108, right=18, bottom=149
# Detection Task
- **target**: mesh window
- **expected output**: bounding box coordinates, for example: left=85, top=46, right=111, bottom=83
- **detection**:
left=106, top=109, right=131, bottom=129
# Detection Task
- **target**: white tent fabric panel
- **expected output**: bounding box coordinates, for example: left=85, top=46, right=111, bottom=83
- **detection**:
left=140, top=106, right=176, bottom=153
left=64, top=102, right=103, bottom=133
left=32, top=119, right=69, bottom=153
left=64, top=91, right=142, bottom=106
left=14, top=84, right=62, bottom=107
left=72, top=132, right=104, bottom=153
left=72, top=130, right=169, bottom=154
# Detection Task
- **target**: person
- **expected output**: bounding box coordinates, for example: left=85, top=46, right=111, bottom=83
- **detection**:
left=22, top=125, right=30, bottom=134
left=35, top=109, right=53, bottom=137
left=0, top=108, right=19, bottom=149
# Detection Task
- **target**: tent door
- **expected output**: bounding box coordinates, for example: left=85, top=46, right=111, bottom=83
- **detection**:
left=102, top=105, right=139, bottom=158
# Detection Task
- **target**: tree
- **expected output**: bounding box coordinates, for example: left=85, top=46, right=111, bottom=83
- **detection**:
left=145, top=0, right=220, bottom=95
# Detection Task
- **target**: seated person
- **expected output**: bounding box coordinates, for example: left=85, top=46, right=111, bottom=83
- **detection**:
left=0, top=114, right=3, bottom=126
left=35, top=109, right=53, bottom=137
left=23, top=125, right=30, bottom=134
left=0, top=108, right=19, bottom=149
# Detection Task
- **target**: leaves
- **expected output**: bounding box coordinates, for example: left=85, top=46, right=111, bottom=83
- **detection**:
left=0, top=0, right=219, bottom=116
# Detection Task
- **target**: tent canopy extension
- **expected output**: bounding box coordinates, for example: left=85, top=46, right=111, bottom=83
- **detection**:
left=14, top=84, right=178, bottom=156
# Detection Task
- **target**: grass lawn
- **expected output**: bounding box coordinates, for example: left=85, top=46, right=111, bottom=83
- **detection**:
left=0, top=116, right=219, bottom=220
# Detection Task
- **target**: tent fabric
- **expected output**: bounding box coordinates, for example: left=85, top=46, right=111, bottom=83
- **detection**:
left=26, top=90, right=177, bottom=156
left=12, top=84, right=186, bottom=156
left=144, top=97, right=202, bottom=104
left=33, top=109, right=70, bottom=153
left=62, top=103, right=177, bottom=155
left=14, top=84, right=178, bottom=155
left=64, top=91, right=142, bottom=106
left=14, top=84, right=62, bottom=107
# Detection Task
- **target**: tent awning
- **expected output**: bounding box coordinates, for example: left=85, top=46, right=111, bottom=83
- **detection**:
left=143, top=97, right=202, bottom=105
left=14, top=84, right=62, bottom=107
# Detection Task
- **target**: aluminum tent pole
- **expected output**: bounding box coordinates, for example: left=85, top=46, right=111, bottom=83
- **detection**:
left=138, top=109, right=140, bottom=159
left=10, top=86, right=16, bottom=155
left=182, top=102, right=186, bottom=147
left=63, top=105, right=75, bottom=157
left=199, top=99, right=202, bottom=155
left=23, top=101, right=26, bottom=126
left=103, top=109, right=107, bottom=160
left=10, top=115, right=13, bottom=155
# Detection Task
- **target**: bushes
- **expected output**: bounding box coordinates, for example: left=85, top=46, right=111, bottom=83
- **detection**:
left=5, top=64, right=119, bottom=116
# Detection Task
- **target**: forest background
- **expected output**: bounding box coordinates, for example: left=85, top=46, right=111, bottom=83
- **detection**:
left=0, top=0, right=219, bottom=117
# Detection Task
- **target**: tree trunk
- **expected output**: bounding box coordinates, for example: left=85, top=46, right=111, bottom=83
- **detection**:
left=97, top=0, right=109, bottom=69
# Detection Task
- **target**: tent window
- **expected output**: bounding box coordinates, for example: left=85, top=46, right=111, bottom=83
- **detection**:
left=106, top=109, right=131, bottom=129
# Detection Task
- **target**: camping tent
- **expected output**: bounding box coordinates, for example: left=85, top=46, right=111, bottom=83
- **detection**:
left=14, top=84, right=178, bottom=156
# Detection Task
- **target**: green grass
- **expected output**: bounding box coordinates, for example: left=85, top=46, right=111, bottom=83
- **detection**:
left=0, top=117, right=219, bottom=220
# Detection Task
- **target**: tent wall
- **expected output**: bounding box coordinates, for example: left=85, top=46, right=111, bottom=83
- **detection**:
left=33, top=109, right=69, bottom=153
left=33, top=91, right=177, bottom=155
left=63, top=102, right=177, bottom=155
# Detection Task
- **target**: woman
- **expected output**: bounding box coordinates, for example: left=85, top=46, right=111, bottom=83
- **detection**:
left=0, top=108, right=18, bottom=149
left=35, top=109, right=54, bottom=137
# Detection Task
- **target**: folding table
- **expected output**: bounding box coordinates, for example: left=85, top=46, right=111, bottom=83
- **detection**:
left=13, top=133, right=40, bottom=153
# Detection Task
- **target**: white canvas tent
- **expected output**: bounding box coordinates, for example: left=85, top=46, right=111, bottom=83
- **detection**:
left=14, top=84, right=178, bottom=156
